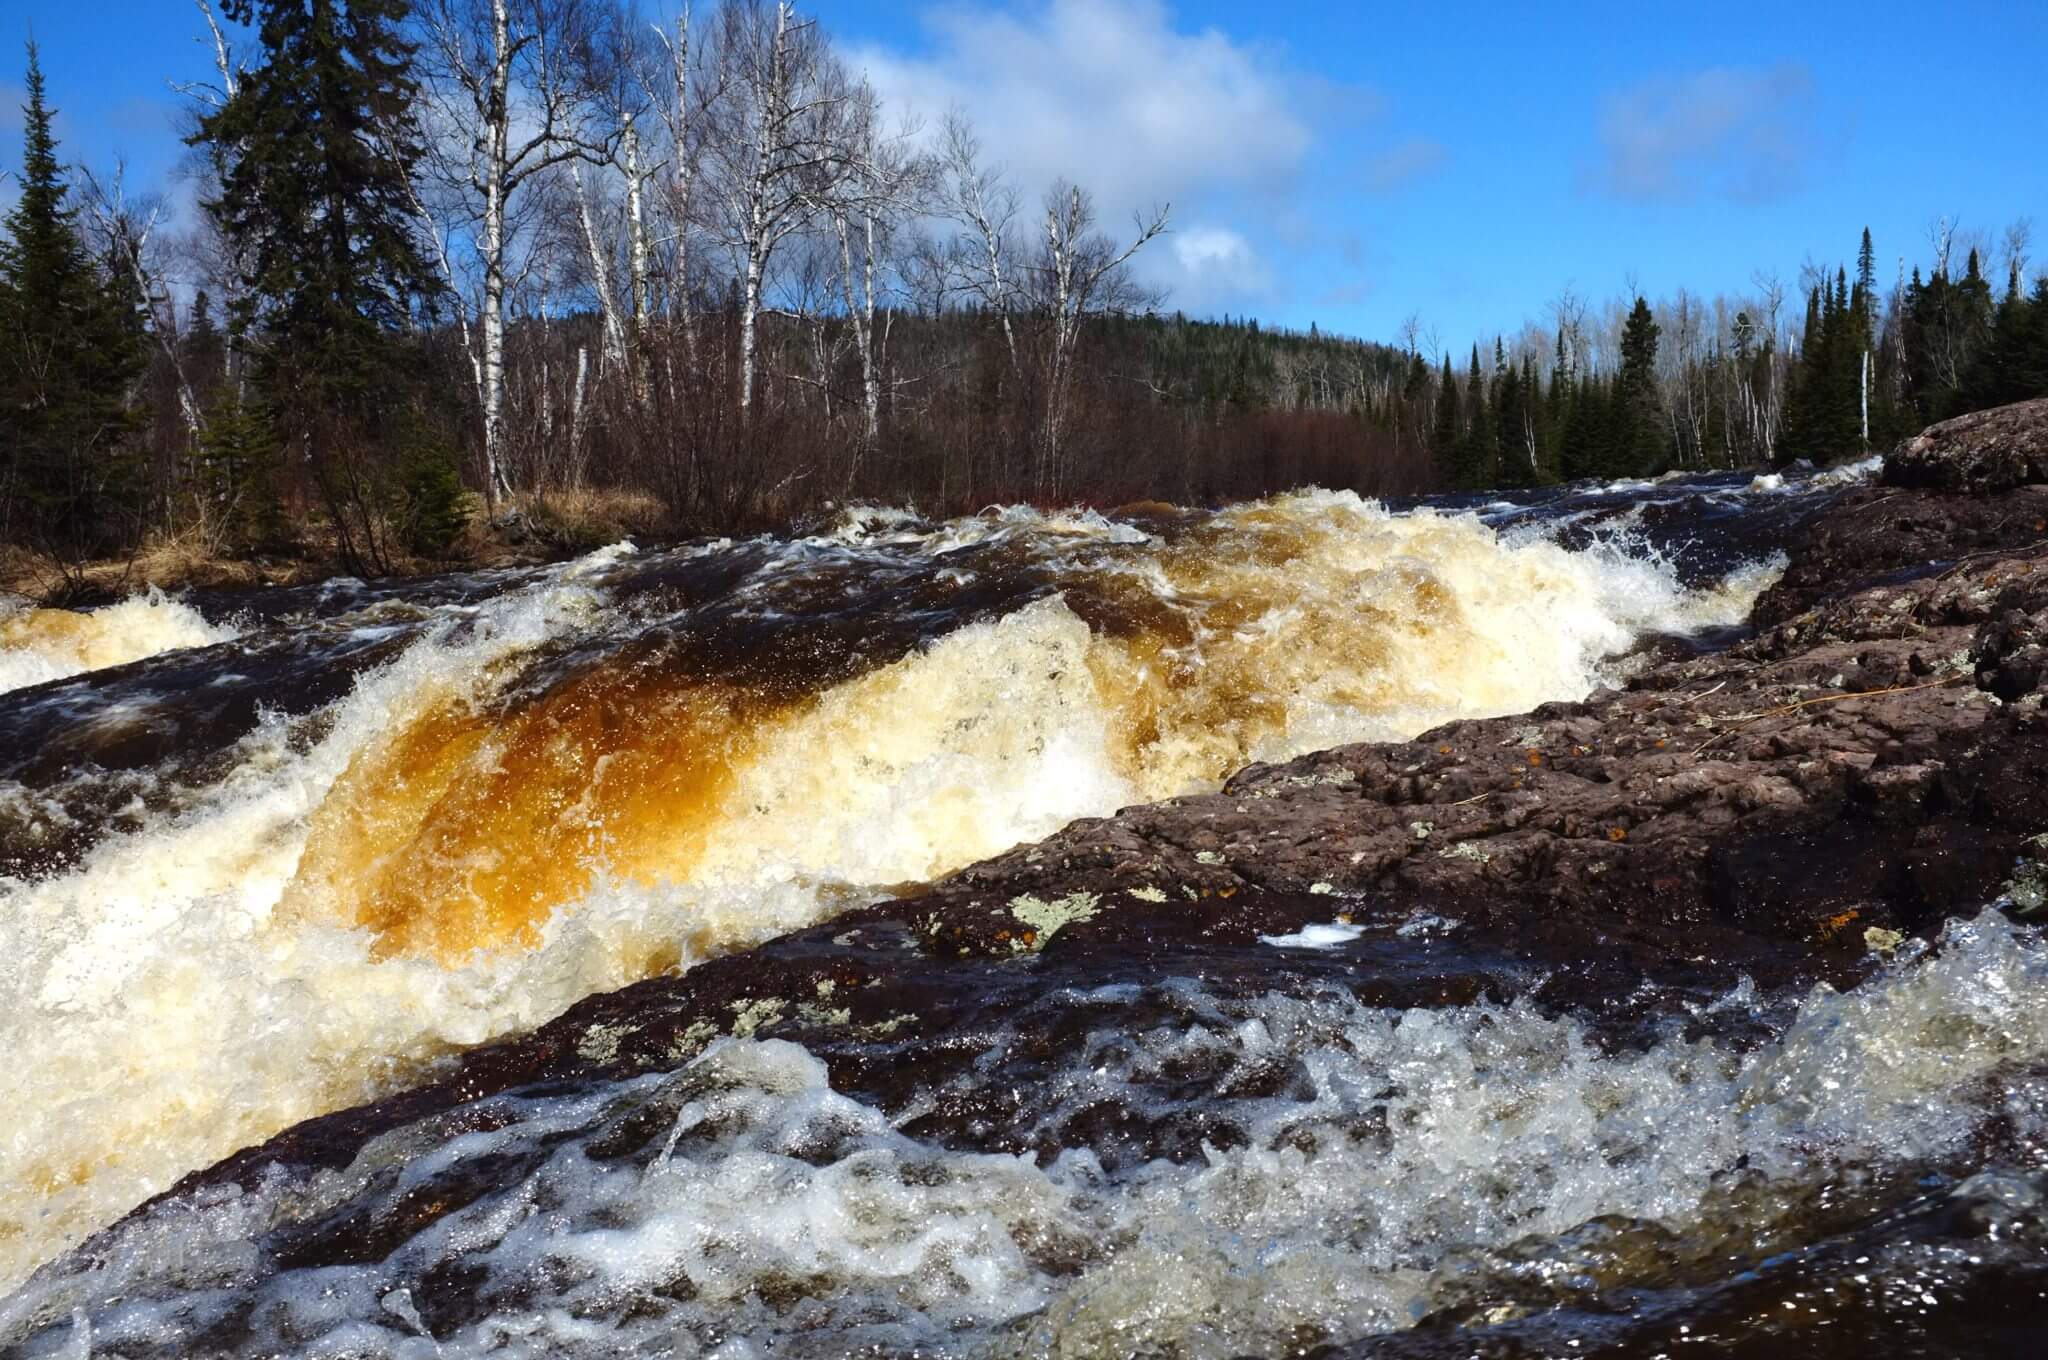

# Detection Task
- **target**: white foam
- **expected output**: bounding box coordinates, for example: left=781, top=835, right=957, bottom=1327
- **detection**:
left=6, top=913, right=2041, bottom=1358
left=0, top=591, right=236, bottom=694
left=0, top=493, right=1790, bottom=1291
left=1260, top=922, right=1366, bottom=949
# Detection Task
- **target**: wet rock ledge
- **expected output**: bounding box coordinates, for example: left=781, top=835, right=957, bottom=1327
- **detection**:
left=50, top=400, right=2048, bottom=1354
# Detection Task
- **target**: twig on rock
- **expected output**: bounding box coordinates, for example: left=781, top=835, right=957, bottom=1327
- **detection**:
left=1690, top=675, right=1969, bottom=758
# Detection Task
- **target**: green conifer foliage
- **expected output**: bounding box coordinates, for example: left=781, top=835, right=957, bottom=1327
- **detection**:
left=195, top=0, right=443, bottom=572
left=194, top=395, right=286, bottom=552
left=1430, top=353, right=1461, bottom=484
left=196, top=1, right=440, bottom=432
left=394, top=420, right=473, bottom=557
left=0, top=43, right=144, bottom=556
left=1613, top=297, right=1664, bottom=475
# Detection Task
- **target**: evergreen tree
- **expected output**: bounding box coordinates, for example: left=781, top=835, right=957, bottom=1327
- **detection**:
left=1456, top=343, right=1495, bottom=489
left=1492, top=340, right=1530, bottom=487
left=1561, top=372, right=1607, bottom=482
left=1430, top=354, right=1461, bottom=484
left=194, top=393, right=286, bottom=550
left=196, top=1, right=440, bottom=440
left=0, top=42, right=144, bottom=556
left=197, top=0, right=443, bottom=572
left=1543, top=331, right=1572, bottom=474
left=1613, top=297, right=1664, bottom=475
left=1964, top=263, right=2045, bottom=410
left=2029, top=275, right=2048, bottom=399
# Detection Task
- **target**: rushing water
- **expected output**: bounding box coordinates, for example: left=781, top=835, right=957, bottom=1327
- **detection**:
left=9, top=465, right=2038, bottom=1356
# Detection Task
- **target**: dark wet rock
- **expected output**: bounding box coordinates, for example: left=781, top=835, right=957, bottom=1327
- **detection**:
left=1886, top=396, right=2048, bottom=493
left=1342, top=1168, right=2048, bottom=1358
left=1749, top=483, right=2048, bottom=627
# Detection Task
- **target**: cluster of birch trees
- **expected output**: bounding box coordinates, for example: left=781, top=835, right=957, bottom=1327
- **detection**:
left=208, top=0, right=1173, bottom=539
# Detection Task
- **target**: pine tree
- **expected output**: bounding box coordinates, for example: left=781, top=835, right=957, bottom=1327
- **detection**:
left=197, top=0, right=443, bottom=572
left=2028, top=275, right=2048, bottom=400
left=1456, top=343, right=1495, bottom=489
left=194, top=393, right=285, bottom=550
left=0, top=42, right=144, bottom=556
left=196, top=0, right=440, bottom=436
left=1964, top=261, right=2044, bottom=410
left=1492, top=340, right=1530, bottom=487
left=1561, top=372, right=1607, bottom=482
left=1543, top=331, right=1572, bottom=474
left=1613, top=297, right=1664, bottom=475
left=1430, top=354, right=1460, bottom=484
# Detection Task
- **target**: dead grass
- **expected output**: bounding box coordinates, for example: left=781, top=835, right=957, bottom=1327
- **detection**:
left=3, top=486, right=676, bottom=607
left=497, top=486, right=672, bottom=555
left=0, top=531, right=314, bottom=605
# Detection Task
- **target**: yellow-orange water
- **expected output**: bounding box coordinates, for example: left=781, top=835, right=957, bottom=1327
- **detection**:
left=282, top=664, right=774, bottom=964
left=0, top=593, right=233, bottom=693
left=0, top=493, right=1777, bottom=1291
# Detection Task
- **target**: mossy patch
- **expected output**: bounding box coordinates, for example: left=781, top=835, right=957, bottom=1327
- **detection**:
left=575, top=1021, right=636, bottom=1065
left=1009, top=891, right=1102, bottom=951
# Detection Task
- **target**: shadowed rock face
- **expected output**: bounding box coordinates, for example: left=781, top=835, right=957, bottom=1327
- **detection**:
left=1885, top=396, right=2048, bottom=493
left=11, top=408, right=2048, bottom=1359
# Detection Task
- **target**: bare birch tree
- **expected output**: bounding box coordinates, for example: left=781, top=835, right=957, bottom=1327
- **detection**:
left=417, top=0, right=616, bottom=501
left=937, top=110, right=1024, bottom=374
left=1029, top=181, right=1168, bottom=496
left=812, top=81, right=928, bottom=458
left=701, top=0, right=853, bottom=420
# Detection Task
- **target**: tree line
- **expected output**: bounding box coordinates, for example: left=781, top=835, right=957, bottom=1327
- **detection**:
left=3, top=1, right=2045, bottom=577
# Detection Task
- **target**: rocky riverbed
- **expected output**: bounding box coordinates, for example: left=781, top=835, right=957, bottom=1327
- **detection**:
left=8, top=403, right=2048, bottom=1359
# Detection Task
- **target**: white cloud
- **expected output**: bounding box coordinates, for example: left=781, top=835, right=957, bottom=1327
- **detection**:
left=1592, top=63, right=1816, bottom=203
left=1364, top=137, right=1446, bottom=192
left=850, top=0, right=1314, bottom=211
left=1174, top=226, right=1252, bottom=273
left=844, top=0, right=1333, bottom=307
left=1169, top=224, right=1275, bottom=307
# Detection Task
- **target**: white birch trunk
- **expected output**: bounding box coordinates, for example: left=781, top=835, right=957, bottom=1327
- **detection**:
left=572, top=165, right=630, bottom=378
left=623, top=118, right=652, bottom=402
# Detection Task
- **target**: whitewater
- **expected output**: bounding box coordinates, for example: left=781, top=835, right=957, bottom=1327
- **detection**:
left=5, top=464, right=2042, bottom=1356
left=0, top=487, right=1801, bottom=1296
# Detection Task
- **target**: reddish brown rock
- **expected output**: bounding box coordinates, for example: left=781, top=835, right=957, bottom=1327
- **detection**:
left=1884, top=396, right=2048, bottom=493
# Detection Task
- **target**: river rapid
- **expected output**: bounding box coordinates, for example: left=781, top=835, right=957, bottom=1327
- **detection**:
left=8, top=464, right=2044, bottom=1357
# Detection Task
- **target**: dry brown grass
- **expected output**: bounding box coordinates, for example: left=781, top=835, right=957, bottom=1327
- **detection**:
left=499, top=486, right=672, bottom=554
left=0, top=530, right=314, bottom=605
left=3, top=486, right=676, bottom=606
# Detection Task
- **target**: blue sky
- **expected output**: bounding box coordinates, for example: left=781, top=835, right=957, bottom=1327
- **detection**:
left=5, top=0, right=2044, bottom=354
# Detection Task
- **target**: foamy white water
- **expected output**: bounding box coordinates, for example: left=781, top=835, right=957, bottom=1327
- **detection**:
left=3, top=912, right=2040, bottom=1358
left=0, top=493, right=1782, bottom=1292
left=0, top=591, right=235, bottom=695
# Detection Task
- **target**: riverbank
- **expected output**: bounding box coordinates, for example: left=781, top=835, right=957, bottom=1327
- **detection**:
left=0, top=487, right=673, bottom=607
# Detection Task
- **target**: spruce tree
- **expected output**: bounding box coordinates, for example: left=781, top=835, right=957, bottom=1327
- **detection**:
left=1492, top=341, right=1530, bottom=487
left=0, top=42, right=144, bottom=556
left=1614, top=297, right=1664, bottom=475
left=196, top=0, right=443, bottom=571
left=1544, top=332, right=1571, bottom=475
left=196, top=3, right=439, bottom=431
left=1430, top=354, right=1460, bottom=485
left=1457, top=344, right=1495, bottom=489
